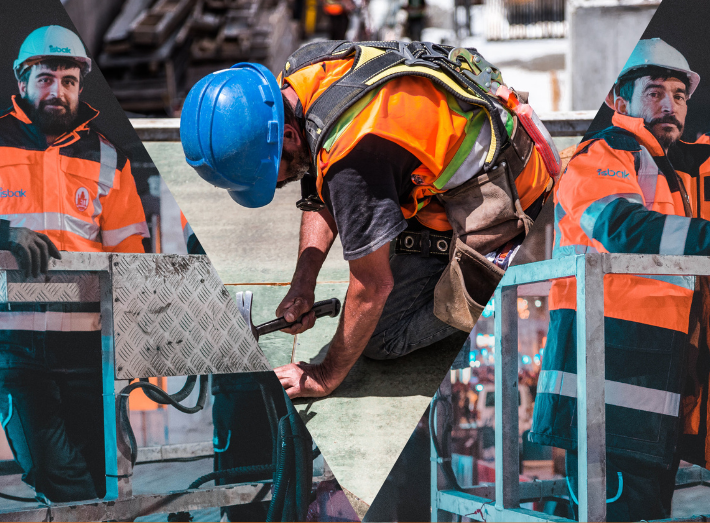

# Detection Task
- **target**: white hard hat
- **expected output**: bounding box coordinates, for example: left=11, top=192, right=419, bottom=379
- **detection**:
left=605, top=38, right=699, bottom=108
left=14, top=25, right=92, bottom=81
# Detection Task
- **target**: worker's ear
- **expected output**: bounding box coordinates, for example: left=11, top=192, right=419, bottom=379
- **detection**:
left=283, top=123, right=303, bottom=154
left=614, top=94, right=630, bottom=116
left=17, top=81, right=27, bottom=97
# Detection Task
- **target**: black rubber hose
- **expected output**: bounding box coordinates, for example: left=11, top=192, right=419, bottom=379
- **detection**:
left=139, top=375, right=197, bottom=404
left=187, top=464, right=276, bottom=490
left=258, top=380, right=281, bottom=467
left=119, top=375, right=209, bottom=467
left=282, top=480, right=297, bottom=523
left=429, top=391, right=463, bottom=492
left=266, top=416, right=294, bottom=522
left=284, top=392, right=312, bottom=522
left=0, top=492, right=39, bottom=503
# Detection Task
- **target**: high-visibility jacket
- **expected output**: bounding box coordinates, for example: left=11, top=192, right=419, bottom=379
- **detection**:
left=0, top=96, right=148, bottom=335
left=0, top=96, right=149, bottom=253
left=282, top=57, right=551, bottom=231
left=529, top=111, right=710, bottom=467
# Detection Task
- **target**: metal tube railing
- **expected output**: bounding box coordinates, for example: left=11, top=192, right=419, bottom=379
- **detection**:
left=433, top=253, right=710, bottom=522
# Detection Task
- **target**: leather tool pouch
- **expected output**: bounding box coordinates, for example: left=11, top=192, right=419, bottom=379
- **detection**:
left=434, top=237, right=505, bottom=331
left=433, top=117, right=535, bottom=331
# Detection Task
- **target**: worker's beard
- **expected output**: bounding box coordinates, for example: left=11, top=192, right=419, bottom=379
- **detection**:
left=646, top=114, right=684, bottom=151
left=22, top=95, right=79, bottom=137
left=277, top=145, right=312, bottom=188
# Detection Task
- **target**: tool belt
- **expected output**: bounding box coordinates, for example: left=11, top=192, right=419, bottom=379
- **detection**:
left=394, top=228, right=452, bottom=257
left=434, top=117, right=541, bottom=332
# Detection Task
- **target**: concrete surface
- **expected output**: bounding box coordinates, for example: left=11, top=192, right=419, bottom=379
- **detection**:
left=149, top=142, right=468, bottom=504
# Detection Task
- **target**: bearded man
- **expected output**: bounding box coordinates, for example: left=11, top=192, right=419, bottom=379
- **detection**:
left=529, top=38, right=710, bottom=521
left=0, top=25, right=148, bottom=502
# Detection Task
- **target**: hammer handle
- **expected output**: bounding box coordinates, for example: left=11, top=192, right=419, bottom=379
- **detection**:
left=255, top=298, right=341, bottom=337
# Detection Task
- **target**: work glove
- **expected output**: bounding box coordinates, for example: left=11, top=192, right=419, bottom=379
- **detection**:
left=0, top=221, right=61, bottom=278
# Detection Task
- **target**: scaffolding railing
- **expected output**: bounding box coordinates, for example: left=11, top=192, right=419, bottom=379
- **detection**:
left=431, top=253, right=710, bottom=522
left=484, top=0, right=567, bottom=40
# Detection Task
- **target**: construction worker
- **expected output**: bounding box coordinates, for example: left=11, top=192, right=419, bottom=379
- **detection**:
left=0, top=26, right=148, bottom=502
left=181, top=41, right=556, bottom=399
left=529, top=38, right=710, bottom=521
left=322, top=0, right=355, bottom=40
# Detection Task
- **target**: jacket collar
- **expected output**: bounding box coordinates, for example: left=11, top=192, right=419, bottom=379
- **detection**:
left=10, top=95, right=100, bottom=147
left=611, top=112, right=667, bottom=157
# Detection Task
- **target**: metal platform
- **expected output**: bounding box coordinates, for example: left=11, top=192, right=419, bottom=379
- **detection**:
left=431, top=254, right=710, bottom=522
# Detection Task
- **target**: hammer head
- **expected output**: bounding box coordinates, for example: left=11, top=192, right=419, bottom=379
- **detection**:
left=235, top=291, right=259, bottom=341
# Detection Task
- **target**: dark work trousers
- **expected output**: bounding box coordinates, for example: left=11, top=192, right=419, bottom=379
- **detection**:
left=565, top=450, right=680, bottom=521
left=0, top=328, right=105, bottom=502
left=362, top=247, right=466, bottom=360
left=212, top=372, right=288, bottom=522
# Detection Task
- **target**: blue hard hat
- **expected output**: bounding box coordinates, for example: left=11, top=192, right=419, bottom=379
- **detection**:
left=180, top=63, right=284, bottom=208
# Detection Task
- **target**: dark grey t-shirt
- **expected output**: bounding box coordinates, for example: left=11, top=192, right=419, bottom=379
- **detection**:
left=320, top=135, right=420, bottom=260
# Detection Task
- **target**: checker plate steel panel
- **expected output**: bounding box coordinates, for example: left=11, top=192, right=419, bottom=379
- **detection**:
left=7, top=272, right=100, bottom=302
left=112, top=254, right=267, bottom=379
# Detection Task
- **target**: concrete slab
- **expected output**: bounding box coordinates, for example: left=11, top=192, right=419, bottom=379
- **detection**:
left=149, top=142, right=466, bottom=504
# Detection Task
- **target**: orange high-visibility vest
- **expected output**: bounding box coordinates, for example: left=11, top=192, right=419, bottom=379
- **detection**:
left=283, top=59, right=551, bottom=231
left=0, top=96, right=148, bottom=253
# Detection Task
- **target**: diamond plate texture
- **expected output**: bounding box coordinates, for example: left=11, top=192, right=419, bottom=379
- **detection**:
left=112, top=254, right=267, bottom=379
left=7, top=272, right=100, bottom=302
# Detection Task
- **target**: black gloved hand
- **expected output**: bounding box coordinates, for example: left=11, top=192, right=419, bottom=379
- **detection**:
left=1, top=225, right=61, bottom=278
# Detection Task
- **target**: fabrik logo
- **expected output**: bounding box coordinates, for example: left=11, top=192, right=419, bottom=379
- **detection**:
left=75, top=187, right=89, bottom=212
left=49, top=45, right=71, bottom=53
left=597, top=168, right=630, bottom=179
left=0, top=188, right=26, bottom=197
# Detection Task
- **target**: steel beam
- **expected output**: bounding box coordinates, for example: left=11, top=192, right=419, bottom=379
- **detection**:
left=137, top=441, right=214, bottom=463
left=437, top=490, right=573, bottom=522
left=494, top=284, right=520, bottom=509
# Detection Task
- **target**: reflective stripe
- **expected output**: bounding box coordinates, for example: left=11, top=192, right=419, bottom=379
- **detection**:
left=0, top=311, right=101, bottom=331
left=98, top=137, right=118, bottom=187
left=0, top=212, right=100, bottom=242
left=438, top=113, right=490, bottom=190
left=637, top=274, right=695, bottom=291
left=579, top=193, right=644, bottom=238
left=0, top=394, right=12, bottom=429
left=214, top=430, right=231, bottom=453
left=567, top=472, right=623, bottom=506
left=102, top=222, right=149, bottom=248
left=635, top=147, right=659, bottom=210
left=658, top=215, right=690, bottom=255
left=537, top=370, right=680, bottom=417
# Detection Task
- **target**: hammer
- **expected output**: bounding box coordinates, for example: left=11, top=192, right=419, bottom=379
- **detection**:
left=235, top=291, right=341, bottom=342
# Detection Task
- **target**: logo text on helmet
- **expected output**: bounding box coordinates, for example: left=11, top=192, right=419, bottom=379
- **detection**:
left=49, top=45, right=71, bottom=53
left=75, top=187, right=89, bottom=212
left=597, top=168, right=630, bottom=179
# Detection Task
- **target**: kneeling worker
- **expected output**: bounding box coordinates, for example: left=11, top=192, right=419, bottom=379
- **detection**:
left=181, top=41, right=558, bottom=399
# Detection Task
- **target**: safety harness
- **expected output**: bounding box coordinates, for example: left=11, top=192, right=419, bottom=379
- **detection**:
left=282, top=40, right=510, bottom=172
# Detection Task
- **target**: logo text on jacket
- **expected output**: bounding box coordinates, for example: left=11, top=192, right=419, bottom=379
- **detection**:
left=0, top=188, right=26, bottom=197
left=597, top=168, right=630, bottom=179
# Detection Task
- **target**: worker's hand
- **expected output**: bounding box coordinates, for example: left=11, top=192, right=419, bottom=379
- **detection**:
left=276, top=285, right=317, bottom=335
left=275, top=362, right=340, bottom=399
left=6, top=227, right=61, bottom=278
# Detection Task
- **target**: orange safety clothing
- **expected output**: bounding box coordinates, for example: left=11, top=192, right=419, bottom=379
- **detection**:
left=322, top=0, right=345, bottom=15
left=530, top=111, right=710, bottom=467
left=0, top=96, right=149, bottom=253
left=283, top=58, right=551, bottom=231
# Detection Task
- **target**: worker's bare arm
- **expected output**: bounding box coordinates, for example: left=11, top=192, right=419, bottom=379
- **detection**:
left=275, top=243, right=394, bottom=398
left=276, top=208, right=338, bottom=334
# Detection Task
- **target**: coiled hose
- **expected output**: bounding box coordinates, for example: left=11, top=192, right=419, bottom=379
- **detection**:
left=118, top=375, right=209, bottom=467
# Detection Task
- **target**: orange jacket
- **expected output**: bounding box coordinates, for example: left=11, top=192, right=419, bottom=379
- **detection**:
left=0, top=96, right=148, bottom=253
left=283, top=59, right=551, bottom=231
left=550, top=112, right=697, bottom=333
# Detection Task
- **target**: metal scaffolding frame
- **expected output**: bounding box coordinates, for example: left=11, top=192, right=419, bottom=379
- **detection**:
left=0, top=252, right=327, bottom=522
left=431, top=253, right=710, bottom=522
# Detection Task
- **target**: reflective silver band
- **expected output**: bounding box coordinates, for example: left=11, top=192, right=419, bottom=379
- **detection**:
left=658, top=215, right=691, bottom=255
left=579, top=193, right=644, bottom=238
left=102, top=222, right=149, bottom=247
left=537, top=370, right=680, bottom=417
left=0, top=213, right=100, bottom=242
left=0, top=311, right=100, bottom=331
left=98, top=136, right=118, bottom=187
left=636, top=147, right=659, bottom=210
